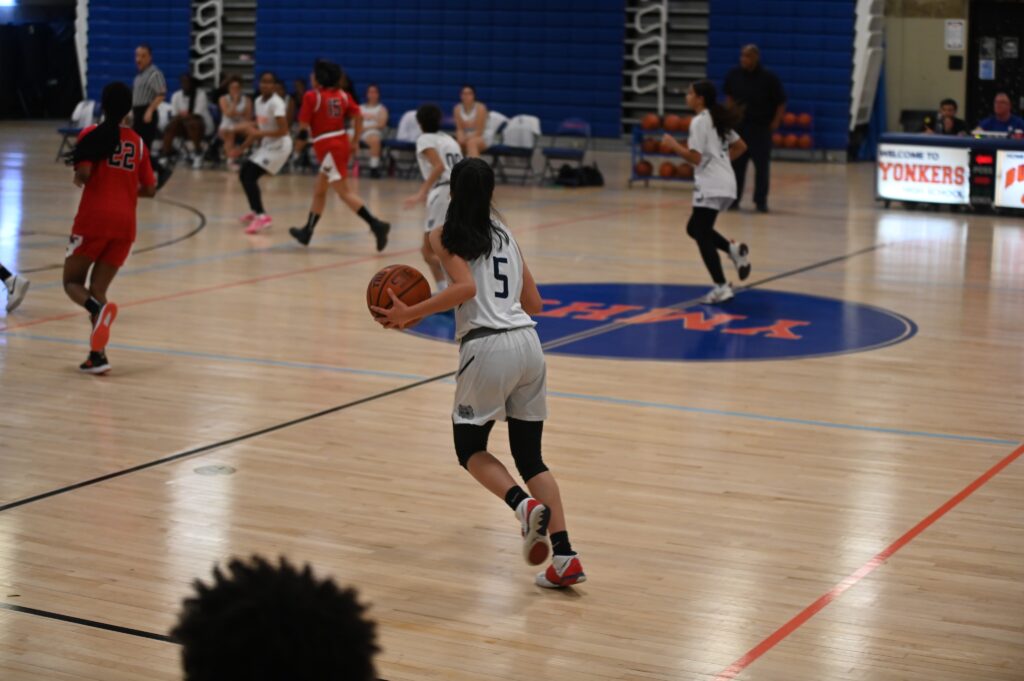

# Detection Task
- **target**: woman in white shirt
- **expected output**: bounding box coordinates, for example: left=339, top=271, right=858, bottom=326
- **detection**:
left=662, top=80, right=752, bottom=304
left=161, top=74, right=211, bottom=169
left=360, top=84, right=388, bottom=177
left=454, top=85, right=489, bottom=157
left=218, top=76, right=253, bottom=169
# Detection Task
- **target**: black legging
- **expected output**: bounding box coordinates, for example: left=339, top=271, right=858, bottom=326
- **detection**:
left=132, top=106, right=160, bottom=174
left=687, top=207, right=731, bottom=285
left=239, top=161, right=268, bottom=214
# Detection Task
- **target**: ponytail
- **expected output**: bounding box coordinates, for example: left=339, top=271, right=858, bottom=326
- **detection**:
left=65, top=82, right=133, bottom=166
left=692, top=79, right=741, bottom=141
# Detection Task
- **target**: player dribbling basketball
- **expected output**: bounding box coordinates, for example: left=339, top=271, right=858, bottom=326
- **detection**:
left=373, top=158, right=585, bottom=588
left=289, top=59, right=390, bottom=250
left=63, top=82, right=157, bottom=374
left=403, top=103, right=462, bottom=291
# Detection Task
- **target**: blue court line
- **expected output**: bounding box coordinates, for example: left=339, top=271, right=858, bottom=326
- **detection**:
left=5, top=331, right=1018, bottom=447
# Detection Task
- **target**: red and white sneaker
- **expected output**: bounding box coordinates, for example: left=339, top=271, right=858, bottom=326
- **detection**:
left=245, top=214, right=273, bottom=234
left=536, top=554, right=586, bottom=588
left=239, top=212, right=257, bottom=226
left=89, top=302, right=118, bottom=352
left=515, top=498, right=550, bottom=566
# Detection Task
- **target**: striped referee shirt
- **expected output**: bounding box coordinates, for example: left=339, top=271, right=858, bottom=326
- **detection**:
left=132, top=64, right=167, bottom=107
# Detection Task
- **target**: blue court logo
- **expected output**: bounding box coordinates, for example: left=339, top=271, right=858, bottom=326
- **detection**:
left=409, top=283, right=917, bottom=362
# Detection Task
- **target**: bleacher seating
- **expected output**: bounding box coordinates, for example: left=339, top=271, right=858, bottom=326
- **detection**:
left=86, top=0, right=191, bottom=101
left=254, top=0, right=624, bottom=138
left=707, top=0, right=854, bottom=150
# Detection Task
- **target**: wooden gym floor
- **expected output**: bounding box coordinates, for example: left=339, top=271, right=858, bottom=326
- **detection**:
left=0, top=121, right=1021, bottom=680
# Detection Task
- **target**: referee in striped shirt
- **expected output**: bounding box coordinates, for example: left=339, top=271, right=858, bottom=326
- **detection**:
left=133, top=44, right=172, bottom=188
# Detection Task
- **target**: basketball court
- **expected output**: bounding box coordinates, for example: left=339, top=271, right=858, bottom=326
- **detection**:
left=1, top=119, right=1021, bottom=679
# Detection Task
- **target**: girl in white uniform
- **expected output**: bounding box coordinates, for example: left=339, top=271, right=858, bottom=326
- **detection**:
left=373, top=158, right=585, bottom=589
left=218, top=76, right=252, bottom=170
left=359, top=84, right=388, bottom=177
left=662, top=79, right=753, bottom=303
left=403, top=103, right=462, bottom=289
left=454, top=85, right=489, bottom=157
left=237, top=72, right=294, bottom=234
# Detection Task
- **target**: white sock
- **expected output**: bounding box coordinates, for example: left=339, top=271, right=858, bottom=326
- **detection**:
left=369, top=156, right=380, bottom=168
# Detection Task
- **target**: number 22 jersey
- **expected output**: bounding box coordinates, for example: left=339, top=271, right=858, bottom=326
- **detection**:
left=73, top=126, right=156, bottom=240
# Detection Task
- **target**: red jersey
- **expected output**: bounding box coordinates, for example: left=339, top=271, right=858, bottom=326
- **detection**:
left=299, top=87, right=361, bottom=143
left=73, top=126, right=156, bottom=240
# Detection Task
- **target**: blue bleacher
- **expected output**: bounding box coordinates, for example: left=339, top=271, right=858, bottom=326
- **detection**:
left=254, top=0, right=624, bottom=137
left=708, top=0, right=854, bottom=150
left=86, top=0, right=191, bottom=101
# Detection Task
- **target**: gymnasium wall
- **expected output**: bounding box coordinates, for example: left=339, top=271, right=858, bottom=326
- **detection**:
left=85, top=0, right=191, bottom=100
left=707, top=0, right=855, bottom=150
left=253, top=0, right=624, bottom=137
left=884, top=0, right=968, bottom=132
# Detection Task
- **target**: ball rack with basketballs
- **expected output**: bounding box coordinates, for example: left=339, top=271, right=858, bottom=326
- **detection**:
left=771, top=108, right=820, bottom=160
left=628, top=112, right=696, bottom=187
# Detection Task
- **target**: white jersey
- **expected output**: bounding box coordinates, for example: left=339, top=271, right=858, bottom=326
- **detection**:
left=451, top=223, right=535, bottom=340
left=254, top=93, right=287, bottom=152
left=361, top=103, right=384, bottom=134
left=457, top=103, right=480, bottom=131
left=688, top=109, right=740, bottom=206
left=416, top=132, right=462, bottom=189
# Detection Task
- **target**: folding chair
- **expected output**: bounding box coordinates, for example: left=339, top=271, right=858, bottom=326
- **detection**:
left=488, top=114, right=541, bottom=184
left=382, top=110, right=421, bottom=179
left=541, top=117, right=592, bottom=183
left=55, top=99, right=99, bottom=162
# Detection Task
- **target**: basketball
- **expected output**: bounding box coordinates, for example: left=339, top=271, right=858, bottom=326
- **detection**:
left=772, top=132, right=783, bottom=146
left=784, top=133, right=799, bottom=148
left=676, top=162, right=694, bottom=179
left=798, top=112, right=813, bottom=128
left=679, top=115, right=692, bottom=132
left=366, top=264, right=431, bottom=325
left=663, top=114, right=682, bottom=131
left=659, top=137, right=676, bottom=154
left=641, top=113, right=661, bottom=130
left=658, top=161, right=676, bottom=177
left=783, top=112, right=797, bottom=127
left=642, top=137, right=659, bottom=154
left=798, top=134, right=813, bottom=149
left=635, top=160, right=653, bottom=176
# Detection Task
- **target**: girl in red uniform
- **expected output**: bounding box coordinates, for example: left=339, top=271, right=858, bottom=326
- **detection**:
left=289, top=60, right=390, bottom=250
left=63, top=82, right=157, bottom=374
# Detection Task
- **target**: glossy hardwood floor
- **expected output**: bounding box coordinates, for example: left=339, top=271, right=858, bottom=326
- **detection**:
left=0, top=122, right=1021, bottom=680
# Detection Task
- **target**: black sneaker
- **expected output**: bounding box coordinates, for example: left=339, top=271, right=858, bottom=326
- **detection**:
left=156, top=164, right=174, bottom=190
left=755, top=203, right=769, bottom=213
left=289, top=226, right=312, bottom=246
left=370, top=219, right=390, bottom=252
left=79, top=351, right=111, bottom=375
left=370, top=167, right=381, bottom=179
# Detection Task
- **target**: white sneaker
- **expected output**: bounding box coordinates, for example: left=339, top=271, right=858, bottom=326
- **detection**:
left=192, top=155, right=204, bottom=170
left=728, top=241, right=751, bottom=281
left=536, top=554, right=586, bottom=588
left=5, top=275, right=29, bottom=313
left=701, top=283, right=734, bottom=304
left=515, top=498, right=551, bottom=566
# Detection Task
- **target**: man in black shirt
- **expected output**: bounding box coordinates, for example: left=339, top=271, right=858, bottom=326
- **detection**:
left=723, top=44, right=786, bottom=212
left=924, top=98, right=967, bottom=136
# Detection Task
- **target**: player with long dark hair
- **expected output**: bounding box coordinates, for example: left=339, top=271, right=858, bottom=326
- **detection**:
left=373, top=158, right=585, bottom=588
left=288, top=59, right=389, bottom=250
left=662, top=79, right=752, bottom=303
left=63, top=82, right=157, bottom=373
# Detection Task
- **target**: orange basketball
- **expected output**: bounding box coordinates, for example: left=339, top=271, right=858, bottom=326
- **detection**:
left=641, top=113, right=661, bottom=130
left=772, top=132, right=783, bottom=147
left=784, top=133, right=799, bottom=148
left=798, top=134, right=813, bottom=149
left=642, top=137, right=659, bottom=154
left=783, top=112, right=797, bottom=127
left=659, top=137, right=676, bottom=154
left=367, top=264, right=431, bottom=326
left=679, top=115, right=692, bottom=132
left=676, top=162, right=694, bottom=179
left=658, top=161, right=676, bottom=177
left=664, top=114, right=682, bottom=131
left=635, top=160, right=653, bottom=177
left=798, top=112, right=813, bottom=128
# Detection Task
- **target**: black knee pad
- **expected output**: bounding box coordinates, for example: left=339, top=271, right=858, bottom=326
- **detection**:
left=508, top=418, right=547, bottom=482
left=452, top=421, right=495, bottom=468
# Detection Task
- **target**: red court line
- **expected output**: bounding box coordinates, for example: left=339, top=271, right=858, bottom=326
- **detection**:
left=713, top=441, right=1024, bottom=681
left=1, top=200, right=687, bottom=333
